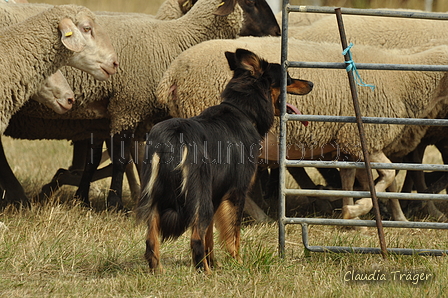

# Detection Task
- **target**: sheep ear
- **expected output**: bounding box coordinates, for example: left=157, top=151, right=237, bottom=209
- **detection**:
left=59, top=18, right=86, bottom=53
left=225, top=51, right=238, bottom=70
left=214, top=0, right=237, bottom=16
left=235, top=48, right=262, bottom=76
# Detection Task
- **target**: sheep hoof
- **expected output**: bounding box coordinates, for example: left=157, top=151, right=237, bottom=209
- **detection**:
left=342, top=205, right=358, bottom=219
left=339, top=216, right=368, bottom=232
left=106, top=193, right=123, bottom=211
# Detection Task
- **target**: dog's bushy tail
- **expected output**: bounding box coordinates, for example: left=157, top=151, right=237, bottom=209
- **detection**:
left=137, top=120, right=213, bottom=241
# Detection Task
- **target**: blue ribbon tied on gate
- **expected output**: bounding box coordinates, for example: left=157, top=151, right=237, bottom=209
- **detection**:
left=342, top=43, right=375, bottom=91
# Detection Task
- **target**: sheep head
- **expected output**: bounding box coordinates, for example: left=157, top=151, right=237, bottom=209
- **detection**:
left=56, top=5, right=119, bottom=81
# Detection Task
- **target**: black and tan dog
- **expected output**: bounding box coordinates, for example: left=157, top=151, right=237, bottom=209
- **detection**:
left=136, top=48, right=313, bottom=273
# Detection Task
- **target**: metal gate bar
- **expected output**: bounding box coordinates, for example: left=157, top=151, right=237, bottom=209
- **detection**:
left=286, top=189, right=448, bottom=201
left=288, top=61, right=448, bottom=71
left=289, top=5, right=448, bottom=20
left=285, top=161, right=448, bottom=171
left=287, top=218, right=448, bottom=229
left=279, top=2, right=448, bottom=257
left=287, top=114, right=448, bottom=126
left=301, top=224, right=448, bottom=256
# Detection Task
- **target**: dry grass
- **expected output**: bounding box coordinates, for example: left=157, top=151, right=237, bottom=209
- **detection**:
left=1, top=195, right=447, bottom=297
left=0, top=139, right=447, bottom=297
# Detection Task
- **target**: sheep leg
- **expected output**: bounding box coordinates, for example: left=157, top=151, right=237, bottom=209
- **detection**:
left=405, top=141, right=447, bottom=221
left=0, top=136, right=30, bottom=208
left=131, top=139, right=146, bottom=176
left=317, top=167, right=342, bottom=189
left=245, top=167, right=272, bottom=222
left=423, top=172, right=448, bottom=195
left=340, top=168, right=356, bottom=219
left=400, top=142, right=427, bottom=215
left=125, top=162, right=141, bottom=202
left=37, top=139, right=90, bottom=201
left=287, top=166, right=336, bottom=213
left=123, top=139, right=141, bottom=202
left=287, top=167, right=317, bottom=189
left=106, top=130, right=133, bottom=210
left=39, top=138, right=141, bottom=204
left=386, top=179, right=407, bottom=221
left=244, top=196, right=271, bottom=223
left=74, top=138, right=104, bottom=207
left=343, top=152, right=405, bottom=220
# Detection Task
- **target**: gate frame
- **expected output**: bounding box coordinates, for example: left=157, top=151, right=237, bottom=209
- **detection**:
left=278, top=2, right=448, bottom=257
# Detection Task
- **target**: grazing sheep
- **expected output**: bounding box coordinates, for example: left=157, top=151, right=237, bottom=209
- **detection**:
left=0, top=4, right=118, bottom=208
left=155, top=36, right=448, bottom=221
left=2, top=0, right=277, bottom=209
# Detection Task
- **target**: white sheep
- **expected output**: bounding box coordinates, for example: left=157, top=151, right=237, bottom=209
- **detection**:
left=290, top=11, right=448, bottom=49
left=30, top=72, right=75, bottom=115
left=290, top=12, right=448, bottom=220
left=155, top=36, right=448, bottom=221
left=1, top=0, right=269, bottom=209
left=155, top=0, right=197, bottom=20
left=275, top=10, right=330, bottom=28
left=0, top=4, right=118, bottom=207
left=155, top=0, right=281, bottom=36
left=1, top=0, right=75, bottom=115
left=0, top=4, right=118, bottom=134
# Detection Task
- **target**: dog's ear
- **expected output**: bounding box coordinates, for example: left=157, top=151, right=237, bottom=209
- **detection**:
left=225, top=51, right=238, bottom=71
left=235, top=48, right=263, bottom=77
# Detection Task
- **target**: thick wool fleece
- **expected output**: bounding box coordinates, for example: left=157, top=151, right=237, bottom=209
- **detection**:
left=156, top=36, right=448, bottom=159
left=4, top=0, right=244, bottom=139
left=0, top=5, right=95, bottom=133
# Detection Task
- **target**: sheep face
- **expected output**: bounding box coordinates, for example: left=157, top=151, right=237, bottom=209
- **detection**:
left=31, top=71, right=75, bottom=114
left=60, top=8, right=119, bottom=81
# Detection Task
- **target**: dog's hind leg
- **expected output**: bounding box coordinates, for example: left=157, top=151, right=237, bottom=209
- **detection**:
left=190, top=221, right=212, bottom=274
left=144, top=213, right=163, bottom=274
left=215, top=192, right=245, bottom=263
left=204, top=220, right=215, bottom=269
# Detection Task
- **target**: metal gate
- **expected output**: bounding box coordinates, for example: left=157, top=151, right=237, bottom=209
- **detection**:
left=278, top=2, right=448, bottom=257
